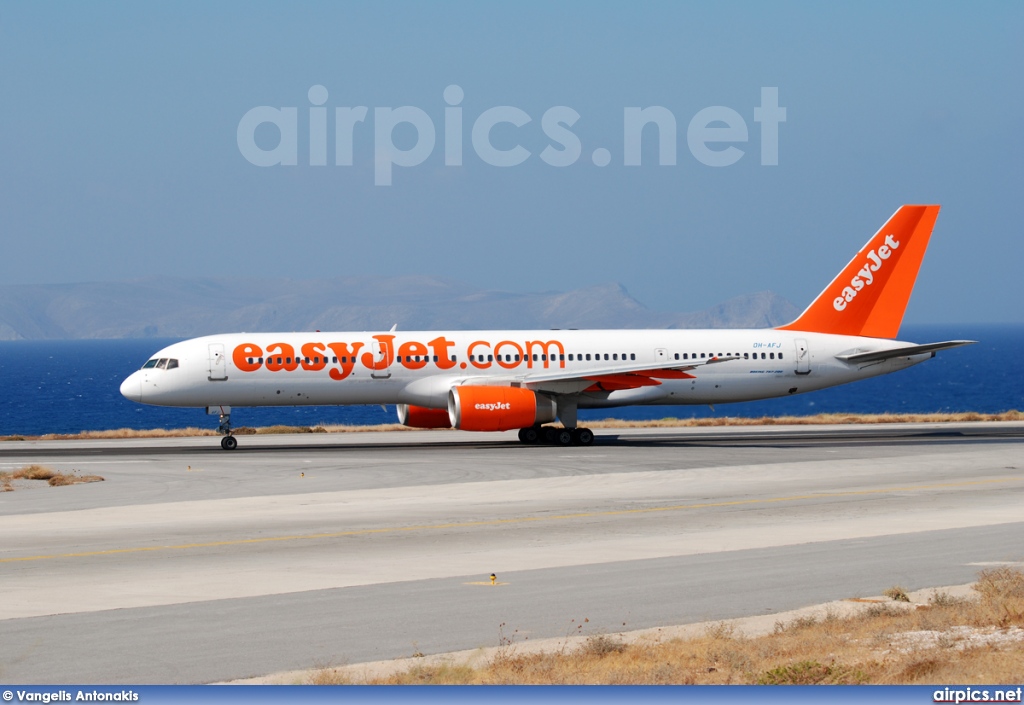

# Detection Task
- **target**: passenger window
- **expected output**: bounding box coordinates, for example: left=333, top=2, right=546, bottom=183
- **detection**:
left=332, top=356, right=338, bottom=363
left=700, top=353, right=706, bottom=359
left=744, top=353, right=749, bottom=359
left=142, top=359, right=158, bottom=369
left=631, top=353, right=635, bottom=360
left=166, top=359, right=179, bottom=370
left=585, top=354, right=591, bottom=361
left=770, top=352, right=775, bottom=359
left=604, top=354, right=609, bottom=361
left=761, top=353, right=766, bottom=359
left=779, top=353, right=783, bottom=359
left=258, top=357, right=264, bottom=363
left=488, top=355, right=493, bottom=362
left=613, top=354, right=618, bottom=360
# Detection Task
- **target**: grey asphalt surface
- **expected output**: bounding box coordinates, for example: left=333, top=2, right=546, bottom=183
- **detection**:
left=1, top=422, right=1022, bottom=684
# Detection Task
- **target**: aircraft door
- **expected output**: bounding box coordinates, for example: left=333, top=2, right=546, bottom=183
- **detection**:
left=208, top=343, right=228, bottom=381
left=794, top=338, right=811, bottom=375
left=370, top=339, right=392, bottom=379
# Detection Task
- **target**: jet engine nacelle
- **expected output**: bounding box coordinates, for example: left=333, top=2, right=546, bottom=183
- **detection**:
left=397, top=404, right=453, bottom=429
left=447, top=386, right=557, bottom=432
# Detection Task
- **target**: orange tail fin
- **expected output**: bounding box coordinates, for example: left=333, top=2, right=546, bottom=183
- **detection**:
left=777, top=205, right=940, bottom=339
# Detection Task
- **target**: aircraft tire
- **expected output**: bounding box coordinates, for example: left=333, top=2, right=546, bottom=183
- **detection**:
left=518, top=427, right=540, bottom=444
left=573, top=428, right=594, bottom=446
left=221, top=435, right=238, bottom=451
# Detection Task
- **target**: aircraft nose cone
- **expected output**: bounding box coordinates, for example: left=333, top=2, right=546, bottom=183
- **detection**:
left=120, top=372, right=142, bottom=403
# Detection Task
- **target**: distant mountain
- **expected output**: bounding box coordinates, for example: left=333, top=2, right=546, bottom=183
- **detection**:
left=0, top=277, right=799, bottom=340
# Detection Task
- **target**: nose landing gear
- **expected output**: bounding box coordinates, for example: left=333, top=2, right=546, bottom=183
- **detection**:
left=208, top=406, right=238, bottom=450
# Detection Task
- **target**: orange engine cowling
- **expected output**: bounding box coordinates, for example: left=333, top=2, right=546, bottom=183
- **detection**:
left=397, top=404, right=453, bottom=429
left=448, top=386, right=557, bottom=432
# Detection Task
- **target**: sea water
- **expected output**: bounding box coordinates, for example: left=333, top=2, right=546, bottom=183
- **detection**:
left=0, top=325, right=1020, bottom=436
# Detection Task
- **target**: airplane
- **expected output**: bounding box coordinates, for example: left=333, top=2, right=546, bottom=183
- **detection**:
left=120, top=205, right=974, bottom=450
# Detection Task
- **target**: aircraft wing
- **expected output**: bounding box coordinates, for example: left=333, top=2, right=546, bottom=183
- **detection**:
left=835, top=340, right=976, bottom=365
left=462, top=355, right=742, bottom=395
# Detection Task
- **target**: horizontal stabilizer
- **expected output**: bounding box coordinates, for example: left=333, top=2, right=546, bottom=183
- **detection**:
left=835, top=340, right=976, bottom=364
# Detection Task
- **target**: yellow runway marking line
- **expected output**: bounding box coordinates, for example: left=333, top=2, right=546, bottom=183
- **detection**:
left=2, top=477, right=1019, bottom=564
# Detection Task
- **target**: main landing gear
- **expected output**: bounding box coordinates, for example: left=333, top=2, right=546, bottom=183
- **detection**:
left=518, top=425, right=595, bottom=446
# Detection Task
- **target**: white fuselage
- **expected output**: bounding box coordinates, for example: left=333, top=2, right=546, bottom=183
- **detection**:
left=119, top=329, right=930, bottom=411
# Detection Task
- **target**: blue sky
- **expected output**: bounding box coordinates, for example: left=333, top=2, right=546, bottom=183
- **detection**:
left=1, top=1, right=1021, bottom=323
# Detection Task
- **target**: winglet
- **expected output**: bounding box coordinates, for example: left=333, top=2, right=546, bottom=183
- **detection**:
left=777, top=205, right=940, bottom=339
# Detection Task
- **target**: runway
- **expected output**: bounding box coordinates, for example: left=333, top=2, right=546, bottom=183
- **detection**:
left=1, top=422, right=1022, bottom=683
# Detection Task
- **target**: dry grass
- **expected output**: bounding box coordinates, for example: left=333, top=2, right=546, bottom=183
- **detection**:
left=246, top=425, right=328, bottom=435
left=884, top=586, right=911, bottom=603
left=0, top=424, right=413, bottom=441
left=583, top=410, right=1024, bottom=428
left=0, top=464, right=104, bottom=491
left=15, top=427, right=220, bottom=440
left=307, top=569, right=1024, bottom=685
left=1, top=410, right=1020, bottom=443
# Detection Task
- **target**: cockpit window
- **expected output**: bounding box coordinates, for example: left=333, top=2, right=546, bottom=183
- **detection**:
left=142, top=359, right=158, bottom=369
left=166, top=359, right=179, bottom=370
left=156, top=358, right=168, bottom=369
